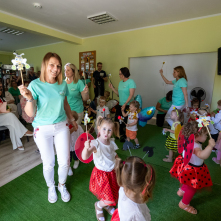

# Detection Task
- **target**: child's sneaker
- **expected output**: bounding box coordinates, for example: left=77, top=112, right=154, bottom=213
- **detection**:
left=48, top=185, right=57, bottom=203
left=134, top=144, right=140, bottom=149
left=58, top=184, right=70, bottom=202
left=73, top=160, right=79, bottom=169
left=212, top=148, right=217, bottom=152
left=68, top=167, right=73, bottom=176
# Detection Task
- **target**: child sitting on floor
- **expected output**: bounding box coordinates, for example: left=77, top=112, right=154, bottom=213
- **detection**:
left=163, top=108, right=184, bottom=162
left=68, top=111, right=84, bottom=174
left=82, top=117, right=120, bottom=221
left=122, top=100, right=140, bottom=149
left=111, top=156, right=155, bottom=221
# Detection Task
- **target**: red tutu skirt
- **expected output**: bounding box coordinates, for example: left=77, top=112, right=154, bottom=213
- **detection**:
left=89, top=167, right=119, bottom=206
left=111, top=209, right=120, bottom=221
left=170, top=156, right=213, bottom=189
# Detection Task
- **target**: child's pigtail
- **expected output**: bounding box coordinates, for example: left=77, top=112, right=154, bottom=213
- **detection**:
left=113, top=122, right=120, bottom=138
left=115, top=158, right=124, bottom=186
left=96, top=116, right=103, bottom=129
left=141, top=164, right=155, bottom=203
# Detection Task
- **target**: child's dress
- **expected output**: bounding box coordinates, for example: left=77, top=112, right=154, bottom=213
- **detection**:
left=170, top=142, right=212, bottom=189
left=165, top=121, right=180, bottom=152
left=111, top=187, right=151, bottom=221
left=126, top=111, right=139, bottom=140
left=89, top=138, right=119, bottom=206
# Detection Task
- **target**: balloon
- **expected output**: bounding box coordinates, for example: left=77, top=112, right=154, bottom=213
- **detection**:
left=138, top=106, right=156, bottom=127
left=134, top=95, right=142, bottom=110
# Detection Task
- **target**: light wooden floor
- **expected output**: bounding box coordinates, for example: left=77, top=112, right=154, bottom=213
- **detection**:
left=0, top=135, right=42, bottom=187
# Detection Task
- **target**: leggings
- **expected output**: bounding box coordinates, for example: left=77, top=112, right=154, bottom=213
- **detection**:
left=181, top=184, right=196, bottom=205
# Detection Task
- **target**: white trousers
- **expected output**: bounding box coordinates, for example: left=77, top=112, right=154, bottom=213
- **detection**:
left=0, top=112, right=27, bottom=149
left=34, top=120, right=70, bottom=187
left=165, top=104, right=185, bottom=126
left=77, top=111, right=84, bottom=125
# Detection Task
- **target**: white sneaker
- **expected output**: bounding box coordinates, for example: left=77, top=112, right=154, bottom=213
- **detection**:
left=68, top=167, right=73, bottom=176
left=58, top=184, right=71, bottom=202
left=73, top=160, right=79, bottom=169
left=48, top=186, right=57, bottom=203
left=18, top=147, right=24, bottom=150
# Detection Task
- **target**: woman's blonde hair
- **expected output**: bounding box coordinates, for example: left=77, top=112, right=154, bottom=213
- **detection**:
left=115, top=156, right=155, bottom=203
left=40, top=52, right=63, bottom=84
left=64, top=63, right=80, bottom=84
left=174, top=66, right=188, bottom=81
left=96, top=116, right=120, bottom=138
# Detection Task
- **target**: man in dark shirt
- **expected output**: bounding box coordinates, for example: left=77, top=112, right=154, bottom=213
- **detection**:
left=92, top=62, right=108, bottom=99
left=28, top=67, right=37, bottom=81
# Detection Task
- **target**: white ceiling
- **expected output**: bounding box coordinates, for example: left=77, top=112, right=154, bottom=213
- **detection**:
left=0, top=0, right=221, bottom=51
left=0, top=23, right=61, bottom=52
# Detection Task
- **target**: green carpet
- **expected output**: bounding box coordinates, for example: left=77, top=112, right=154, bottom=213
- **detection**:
left=0, top=124, right=221, bottom=221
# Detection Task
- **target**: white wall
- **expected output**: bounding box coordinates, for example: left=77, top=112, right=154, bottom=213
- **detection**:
left=130, top=52, right=217, bottom=110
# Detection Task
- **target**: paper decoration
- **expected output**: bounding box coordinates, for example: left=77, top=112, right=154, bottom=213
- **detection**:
left=118, top=116, right=125, bottom=124
left=196, top=116, right=213, bottom=138
left=175, top=124, right=182, bottom=140
left=11, top=53, right=30, bottom=85
left=162, top=129, right=166, bottom=135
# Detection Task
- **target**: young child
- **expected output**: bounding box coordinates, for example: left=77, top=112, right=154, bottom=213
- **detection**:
left=111, top=156, right=155, bottom=221
left=163, top=108, right=184, bottom=162
left=90, top=96, right=110, bottom=134
left=212, top=131, right=221, bottom=165
left=170, top=121, right=215, bottom=214
left=82, top=100, right=94, bottom=125
left=82, top=117, right=120, bottom=221
left=122, top=100, right=140, bottom=149
left=104, top=90, right=111, bottom=102
left=187, top=98, right=200, bottom=122
left=211, top=100, right=221, bottom=134
left=68, top=111, right=84, bottom=173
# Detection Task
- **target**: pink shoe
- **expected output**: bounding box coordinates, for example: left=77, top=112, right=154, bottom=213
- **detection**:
left=212, top=157, right=220, bottom=164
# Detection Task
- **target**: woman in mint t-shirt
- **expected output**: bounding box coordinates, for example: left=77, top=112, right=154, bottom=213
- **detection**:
left=65, top=63, right=89, bottom=125
left=18, top=53, right=78, bottom=204
left=109, top=67, right=136, bottom=142
left=156, top=90, right=172, bottom=127
left=159, top=66, right=188, bottom=126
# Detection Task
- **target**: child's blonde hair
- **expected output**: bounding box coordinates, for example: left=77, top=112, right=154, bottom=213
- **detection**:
left=182, top=121, right=207, bottom=138
left=71, top=111, right=78, bottom=121
left=130, top=100, right=140, bottom=110
left=99, top=96, right=106, bottom=103
left=96, top=116, right=120, bottom=138
left=104, top=91, right=110, bottom=97
left=171, top=108, right=184, bottom=123
left=115, top=156, right=155, bottom=203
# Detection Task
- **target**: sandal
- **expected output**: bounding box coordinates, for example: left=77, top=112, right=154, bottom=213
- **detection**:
left=177, top=188, right=184, bottom=197
left=163, top=158, right=172, bottom=162
left=179, top=201, right=197, bottom=214
left=103, top=206, right=115, bottom=215
left=95, top=202, right=105, bottom=221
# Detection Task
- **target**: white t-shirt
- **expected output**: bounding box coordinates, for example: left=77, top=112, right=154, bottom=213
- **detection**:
left=91, top=138, right=118, bottom=172
left=126, top=111, right=139, bottom=131
left=182, top=142, right=204, bottom=166
left=70, top=125, right=84, bottom=152
left=211, top=112, right=221, bottom=131
left=4, top=91, right=15, bottom=103
left=96, top=105, right=110, bottom=119
left=118, top=187, right=151, bottom=221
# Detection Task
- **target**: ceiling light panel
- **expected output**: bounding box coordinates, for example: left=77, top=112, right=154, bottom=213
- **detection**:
left=87, top=12, right=117, bottom=25
left=0, top=28, right=24, bottom=35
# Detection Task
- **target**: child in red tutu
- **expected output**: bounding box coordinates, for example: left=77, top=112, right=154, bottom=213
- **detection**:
left=170, top=121, right=215, bottom=214
left=82, top=116, right=120, bottom=221
left=111, top=156, right=155, bottom=221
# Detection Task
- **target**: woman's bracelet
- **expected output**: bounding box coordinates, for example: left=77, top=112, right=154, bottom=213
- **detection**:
left=70, top=118, right=75, bottom=122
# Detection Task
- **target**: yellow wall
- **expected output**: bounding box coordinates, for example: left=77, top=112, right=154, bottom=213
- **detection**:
left=0, top=53, right=13, bottom=65
left=18, top=15, right=221, bottom=110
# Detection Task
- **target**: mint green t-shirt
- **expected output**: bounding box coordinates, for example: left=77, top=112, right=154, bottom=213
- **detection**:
left=158, top=97, right=172, bottom=114
left=28, top=79, right=69, bottom=128
left=81, top=78, right=91, bottom=86
left=67, top=80, right=85, bottom=113
left=172, top=78, right=187, bottom=106
left=118, top=79, right=136, bottom=106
